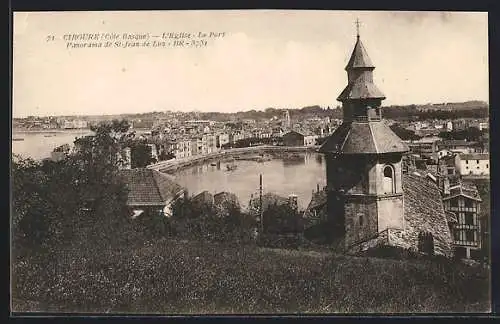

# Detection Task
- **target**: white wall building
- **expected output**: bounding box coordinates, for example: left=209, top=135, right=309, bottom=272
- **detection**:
left=479, top=122, right=489, bottom=131
left=304, top=135, right=318, bottom=147
left=174, top=140, right=192, bottom=159
left=217, top=133, right=230, bottom=148
left=454, top=153, right=489, bottom=177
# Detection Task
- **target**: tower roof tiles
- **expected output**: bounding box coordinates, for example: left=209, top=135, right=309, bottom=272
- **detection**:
left=318, top=121, right=409, bottom=154
left=345, top=37, right=375, bottom=70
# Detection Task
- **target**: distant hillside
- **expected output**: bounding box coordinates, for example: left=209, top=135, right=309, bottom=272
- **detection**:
left=382, top=101, right=489, bottom=121
left=14, top=101, right=488, bottom=123
left=417, top=101, right=488, bottom=111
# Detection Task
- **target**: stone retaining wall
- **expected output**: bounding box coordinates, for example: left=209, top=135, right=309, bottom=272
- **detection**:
left=147, top=145, right=320, bottom=173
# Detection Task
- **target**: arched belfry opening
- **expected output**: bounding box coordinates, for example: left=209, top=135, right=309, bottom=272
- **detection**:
left=383, top=165, right=395, bottom=194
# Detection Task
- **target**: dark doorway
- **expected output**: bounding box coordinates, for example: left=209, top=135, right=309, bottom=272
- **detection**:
left=418, top=231, right=435, bottom=256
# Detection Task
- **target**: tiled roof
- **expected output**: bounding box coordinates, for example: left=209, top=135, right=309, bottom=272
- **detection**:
left=192, top=190, right=214, bottom=206
left=319, top=121, right=410, bottom=154
left=303, top=190, right=327, bottom=221
left=120, top=169, right=184, bottom=206
left=337, top=80, right=386, bottom=101
left=443, top=182, right=482, bottom=202
left=249, top=193, right=288, bottom=213
left=214, top=192, right=240, bottom=208
left=345, top=37, right=375, bottom=70
left=283, top=130, right=304, bottom=137
left=458, top=153, right=489, bottom=161
left=401, top=172, right=454, bottom=257
left=213, top=191, right=241, bottom=216
left=337, top=37, right=384, bottom=101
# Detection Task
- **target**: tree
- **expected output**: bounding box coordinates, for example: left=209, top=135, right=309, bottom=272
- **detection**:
left=438, top=127, right=482, bottom=142
left=263, top=203, right=302, bottom=235
left=11, top=156, right=52, bottom=251
left=71, top=120, right=131, bottom=243
left=389, top=124, right=422, bottom=141
left=12, top=120, right=133, bottom=254
left=130, top=142, right=154, bottom=168
left=170, top=197, right=255, bottom=242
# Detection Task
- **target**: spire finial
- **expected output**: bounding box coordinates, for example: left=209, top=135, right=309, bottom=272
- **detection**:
left=355, top=18, right=361, bottom=38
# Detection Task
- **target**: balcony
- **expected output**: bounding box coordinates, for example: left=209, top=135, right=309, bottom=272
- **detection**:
left=453, top=240, right=480, bottom=248
left=454, top=224, right=479, bottom=230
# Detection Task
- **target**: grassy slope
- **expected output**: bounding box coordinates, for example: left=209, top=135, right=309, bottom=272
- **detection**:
left=12, top=239, right=490, bottom=314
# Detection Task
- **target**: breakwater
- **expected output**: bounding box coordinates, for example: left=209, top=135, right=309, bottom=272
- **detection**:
left=147, top=145, right=320, bottom=173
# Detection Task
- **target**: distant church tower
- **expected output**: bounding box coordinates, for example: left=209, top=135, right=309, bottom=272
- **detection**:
left=319, top=21, right=410, bottom=249
left=283, top=110, right=291, bottom=130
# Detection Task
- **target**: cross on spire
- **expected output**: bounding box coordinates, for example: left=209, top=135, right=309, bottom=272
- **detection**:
left=355, top=18, right=361, bottom=38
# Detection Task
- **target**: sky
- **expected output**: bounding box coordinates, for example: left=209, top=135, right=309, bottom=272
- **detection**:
left=13, top=10, right=489, bottom=118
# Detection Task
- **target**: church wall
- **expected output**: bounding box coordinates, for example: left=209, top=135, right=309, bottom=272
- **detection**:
left=367, top=160, right=379, bottom=194
left=344, top=197, right=378, bottom=247
left=325, top=155, right=337, bottom=190
left=377, top=196, right=404, bottom=232
left=345, top=158, right=369, bottom=194
left=326, top=155, right=366, bottom=193
left=325, top=155, right=346, bottom=235
left=326, top=191, right=346, bottom=237
left=371, top=155, right=403, bottom=194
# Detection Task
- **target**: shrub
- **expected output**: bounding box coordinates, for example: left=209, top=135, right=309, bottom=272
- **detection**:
left=364, top=245, right=424, bottom=260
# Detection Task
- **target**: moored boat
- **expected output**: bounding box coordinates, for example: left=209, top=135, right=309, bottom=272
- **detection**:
left=226, top=163, right=237, bottom=171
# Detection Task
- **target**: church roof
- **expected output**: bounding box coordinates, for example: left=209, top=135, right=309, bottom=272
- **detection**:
left=337, top=79, right=386, bottom=101
left=319, top=121, right=410, bottom=154
left=401, top=172, right=454, bottom=257
left=338, top=37, right=385, bottom=101
left=345, top=37, right=375, bottom=70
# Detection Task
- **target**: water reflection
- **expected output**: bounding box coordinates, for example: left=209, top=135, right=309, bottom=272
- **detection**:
left=315, top=154, right=323, bottom=165
left=174, top=152, right=326, bottom=211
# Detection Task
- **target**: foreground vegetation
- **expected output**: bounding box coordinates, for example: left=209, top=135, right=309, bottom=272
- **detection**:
left=12, top=238, right=490, bottom=314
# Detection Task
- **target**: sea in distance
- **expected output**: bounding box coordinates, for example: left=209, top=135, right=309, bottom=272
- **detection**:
left=12, top=129, right=327, bottom=211
left=12, top=129, right=94, bottom=160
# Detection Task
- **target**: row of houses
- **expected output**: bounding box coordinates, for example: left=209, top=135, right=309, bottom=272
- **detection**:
left=139, top=129, right=322, bottom=161
left=405, top=138, right=488, bottom=160
left=399, top=118, right=489, bottom=133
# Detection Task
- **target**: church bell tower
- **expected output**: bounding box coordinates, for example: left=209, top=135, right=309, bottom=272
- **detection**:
left=319, top=21, right=410, bottom=249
